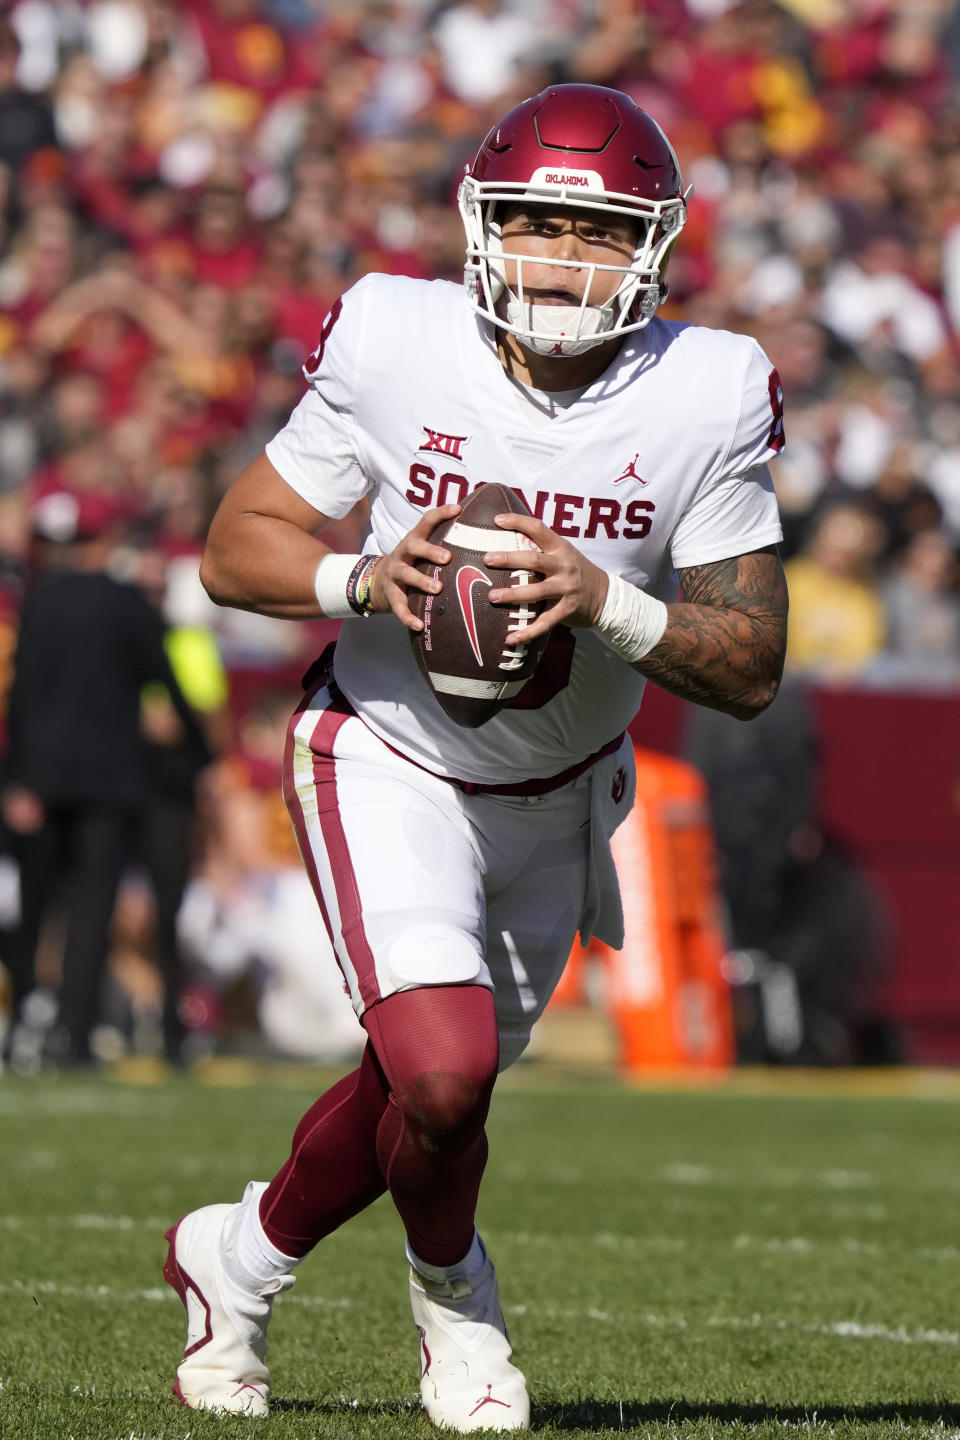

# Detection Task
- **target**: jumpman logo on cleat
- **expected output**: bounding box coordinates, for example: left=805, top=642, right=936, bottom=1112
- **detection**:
left=469, top=1384, right=512, bottom=1415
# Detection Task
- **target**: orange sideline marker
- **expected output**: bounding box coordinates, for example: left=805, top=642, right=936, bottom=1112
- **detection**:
left=553, top=748, right=734, bottom=1072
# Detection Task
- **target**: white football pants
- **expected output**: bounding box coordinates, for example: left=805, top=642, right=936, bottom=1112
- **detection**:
left=283, top=679, right=633, bottom=1069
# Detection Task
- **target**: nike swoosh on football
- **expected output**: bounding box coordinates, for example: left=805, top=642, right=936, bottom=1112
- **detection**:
left=456, top=565, right=492, bottom=667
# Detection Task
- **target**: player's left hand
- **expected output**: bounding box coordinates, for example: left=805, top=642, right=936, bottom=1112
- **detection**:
left=485, top=511, right=608, bottom=646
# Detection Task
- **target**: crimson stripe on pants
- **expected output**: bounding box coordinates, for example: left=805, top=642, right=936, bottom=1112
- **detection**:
left=281, top=678, right=338, bottom=944
left=282, top=682, right=383, bottom=1011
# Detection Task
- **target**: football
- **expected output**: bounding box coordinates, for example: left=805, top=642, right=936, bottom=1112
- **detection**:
left=409, top=484, right=548, bottom=728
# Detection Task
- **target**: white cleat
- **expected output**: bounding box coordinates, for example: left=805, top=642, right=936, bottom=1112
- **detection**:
left=163, top=1181, right=294, bottom=1416
left=409, top=1239, right=530, bottom=1432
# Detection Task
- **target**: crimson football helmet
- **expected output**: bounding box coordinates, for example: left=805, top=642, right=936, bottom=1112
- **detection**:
left=459, top=84, right=690, bottom=356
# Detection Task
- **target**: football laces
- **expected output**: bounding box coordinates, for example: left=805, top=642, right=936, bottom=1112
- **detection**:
left=499, top=567, right=538, bottom=671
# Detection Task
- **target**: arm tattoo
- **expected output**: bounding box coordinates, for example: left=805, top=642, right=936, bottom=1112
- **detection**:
left=636, top=546, right=788, bottom=720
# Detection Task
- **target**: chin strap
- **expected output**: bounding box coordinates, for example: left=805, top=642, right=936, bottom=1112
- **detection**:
left=503, top=294, right=618, bottom=356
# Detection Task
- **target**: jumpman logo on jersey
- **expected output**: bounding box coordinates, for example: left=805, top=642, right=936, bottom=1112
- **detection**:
left=469, top=1384, right=512, bottom=1416
left=613, top=453, right=647, bottom=486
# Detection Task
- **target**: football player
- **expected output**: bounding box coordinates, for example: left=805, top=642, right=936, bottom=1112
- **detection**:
left=164, top=84, right=788, bottom=1428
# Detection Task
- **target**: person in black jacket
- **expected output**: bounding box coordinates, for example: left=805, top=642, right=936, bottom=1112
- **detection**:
left=1, top=491, right=208, bottom=1068
left=0, top=20, right=57, bottom=174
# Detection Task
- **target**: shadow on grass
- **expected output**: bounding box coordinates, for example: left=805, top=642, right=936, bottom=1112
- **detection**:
left=272, top=1397, right=960, bottom=1429
left=533, top=1399, right=960, bottom=1430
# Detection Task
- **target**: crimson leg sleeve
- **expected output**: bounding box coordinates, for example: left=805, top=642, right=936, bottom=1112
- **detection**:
left=364, top=985, right=500, bottom=1268
left=257, top=985, right=499, bottom=1266
left=259, top=1041, right=390, bottom=1256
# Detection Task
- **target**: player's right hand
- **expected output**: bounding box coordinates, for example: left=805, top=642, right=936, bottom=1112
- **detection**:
left=369, top=504, right=460, bottom=632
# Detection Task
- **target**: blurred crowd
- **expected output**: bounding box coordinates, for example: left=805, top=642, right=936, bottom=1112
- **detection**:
left=1, top=0, right=960, bottom=1067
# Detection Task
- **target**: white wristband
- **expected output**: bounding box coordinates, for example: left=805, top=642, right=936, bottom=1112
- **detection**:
left=313, top=552, right=362, bottom=619
left=595, top=571, right=668, bottom=663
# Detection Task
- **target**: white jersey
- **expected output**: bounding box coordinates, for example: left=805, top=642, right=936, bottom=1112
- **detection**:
left=266, top=274, right=783, bottom=785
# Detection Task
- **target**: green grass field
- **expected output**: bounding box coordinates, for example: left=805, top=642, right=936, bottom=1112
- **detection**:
left=1, top=1066, right=960, bottom=1440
